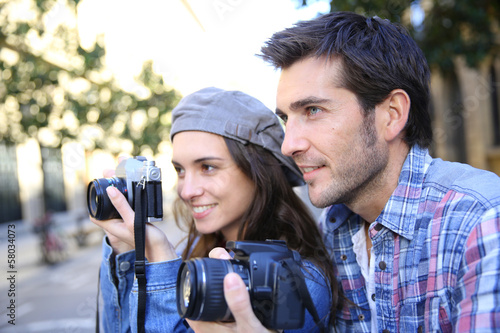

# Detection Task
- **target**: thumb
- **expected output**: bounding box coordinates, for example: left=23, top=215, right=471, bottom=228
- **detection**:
left=224, top=273, right=268, bottom=332
left=106, top=186, right=134, bottom=220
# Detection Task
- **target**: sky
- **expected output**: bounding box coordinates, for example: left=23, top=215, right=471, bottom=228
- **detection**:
left=76, top=0, right=331, bottom=110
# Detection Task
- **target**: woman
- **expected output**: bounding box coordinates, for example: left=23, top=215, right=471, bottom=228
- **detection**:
left=91, top=87, right=340, bottom=332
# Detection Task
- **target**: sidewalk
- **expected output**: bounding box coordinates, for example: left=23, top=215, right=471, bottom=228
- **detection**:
left=0, top=210, right=104, bottom=290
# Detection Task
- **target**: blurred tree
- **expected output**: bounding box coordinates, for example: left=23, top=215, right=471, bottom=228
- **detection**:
left=0, top=0, right=181, bottom=155
left=298, top=0, right=499, bottom=72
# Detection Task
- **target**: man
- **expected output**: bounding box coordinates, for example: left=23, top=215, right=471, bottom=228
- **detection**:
left=189, top=11, right=500, bottom=333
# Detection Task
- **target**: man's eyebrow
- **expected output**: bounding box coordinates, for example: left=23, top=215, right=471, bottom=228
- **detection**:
left=276, top=96, right=331, bottom=117
left=289, top=97, right=330, bottom=111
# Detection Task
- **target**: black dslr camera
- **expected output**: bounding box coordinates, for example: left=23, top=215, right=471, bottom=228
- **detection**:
left=86, top=156, right=163, bottom=221
left=176, top=240, right=307, bottom=330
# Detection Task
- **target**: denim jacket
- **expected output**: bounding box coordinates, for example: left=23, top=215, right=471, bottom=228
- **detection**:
left=99, top=237, right=333, bottom=332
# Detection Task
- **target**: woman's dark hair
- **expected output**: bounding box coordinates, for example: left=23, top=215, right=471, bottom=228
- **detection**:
left=259, top=11, right=433, bottom=148
left=173, top=137, right=342, bottom=319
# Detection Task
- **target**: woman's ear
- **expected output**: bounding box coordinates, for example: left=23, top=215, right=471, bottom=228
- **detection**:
left=383, top=89, right=410, bottom=142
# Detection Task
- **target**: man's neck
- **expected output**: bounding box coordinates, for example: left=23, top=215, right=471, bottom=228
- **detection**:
left=348, top=141, right=410, bottom=222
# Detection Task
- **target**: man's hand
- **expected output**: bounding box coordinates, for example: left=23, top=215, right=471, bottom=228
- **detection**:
left=186, top=248, right=272, bottom=333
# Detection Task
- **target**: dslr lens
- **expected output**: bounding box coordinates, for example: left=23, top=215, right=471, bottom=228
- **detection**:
left=177, top=258, right=246, bottom=321
left=87, top=177, right=127, bottom=220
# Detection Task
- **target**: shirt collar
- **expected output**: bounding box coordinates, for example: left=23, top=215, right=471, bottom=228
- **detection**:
left=376, top=144, right=431, bottom=240
left=324, top=204, right=353, bottom=230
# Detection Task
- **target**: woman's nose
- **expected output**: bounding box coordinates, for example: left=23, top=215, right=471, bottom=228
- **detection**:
left=178, top=173, right=203, bottom=200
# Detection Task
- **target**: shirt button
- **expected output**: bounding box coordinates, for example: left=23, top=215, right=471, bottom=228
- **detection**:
left=379, top=261, right=387, bottom=270
left=374, top=223, right=383, bottom=231
left=329, top=216, right=336, bottom=223
left=358, top=314, right=365, bottom=321
left=417, top=326, right=423, bottom=333
left=120, top=261, right=131, bottom=271
left=371, top=293, right=376, bottom=301
left=340, top=254, right=348, bottom=261
left=382, top=330, right=390, bottom=333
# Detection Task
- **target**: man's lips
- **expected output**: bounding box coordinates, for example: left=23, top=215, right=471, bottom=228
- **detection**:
left=299, top=165, right=323, bottom=174
left=298, top=165, right=325, bottom=181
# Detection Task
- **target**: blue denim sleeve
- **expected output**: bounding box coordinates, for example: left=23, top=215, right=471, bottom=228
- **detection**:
left=286, top=260, right=332, bottom=333
left=104, top=242, right=331, bottom=333
left=99, top=236, right=136, bottom=333
left=129, top=257, right=192, bottom=333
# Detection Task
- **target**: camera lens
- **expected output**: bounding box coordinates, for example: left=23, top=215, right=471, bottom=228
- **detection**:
left=181, top=270, right=192, bottom=309
left=87, top=177, right=127, bottom=220
left=177, top=258, right=247, bottom=321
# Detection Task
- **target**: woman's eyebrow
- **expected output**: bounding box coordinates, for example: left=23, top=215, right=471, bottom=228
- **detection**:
left=172, top=157, right=224, bottom=165
left=193, top=157, right=224, bottom=164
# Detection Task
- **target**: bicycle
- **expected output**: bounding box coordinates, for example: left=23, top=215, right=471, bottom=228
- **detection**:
left=33, top=211, right=67, bottom=264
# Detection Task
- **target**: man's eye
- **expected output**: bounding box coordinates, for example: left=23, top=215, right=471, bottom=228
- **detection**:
left=308, top=106, right=322, bottom=116
left=278, top=115, right=288, bottom=125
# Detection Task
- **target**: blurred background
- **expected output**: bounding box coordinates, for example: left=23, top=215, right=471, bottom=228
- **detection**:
left=0, top=0, right=499, bottom=332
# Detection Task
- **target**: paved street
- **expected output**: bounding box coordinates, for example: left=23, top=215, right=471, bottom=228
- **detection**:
left=0, top=210, right=186, bottom=333
left=0, top=218, right=104, bottom=333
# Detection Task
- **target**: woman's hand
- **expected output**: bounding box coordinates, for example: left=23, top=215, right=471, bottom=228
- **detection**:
left=89, top=168, right=177, bottom=262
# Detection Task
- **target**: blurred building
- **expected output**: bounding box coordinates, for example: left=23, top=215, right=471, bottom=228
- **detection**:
left=431, top=56, right=500, bottom=174
left=1, top=140, right=89, bottom=224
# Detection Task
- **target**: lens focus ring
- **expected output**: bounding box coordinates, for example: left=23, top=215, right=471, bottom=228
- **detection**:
left=177, top=258, right=235, bottom=322
left=196, top=258, right=232, bottom=321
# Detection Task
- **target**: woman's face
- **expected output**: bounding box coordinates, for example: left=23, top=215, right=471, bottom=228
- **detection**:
left=172, top=131, right=256, bottom=241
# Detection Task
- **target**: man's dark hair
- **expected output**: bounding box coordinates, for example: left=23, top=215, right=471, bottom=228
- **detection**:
left=260, top=11, right=433, bottom=148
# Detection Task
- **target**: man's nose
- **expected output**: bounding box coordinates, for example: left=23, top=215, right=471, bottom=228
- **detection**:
left=281, top=119, right=308, bottom=157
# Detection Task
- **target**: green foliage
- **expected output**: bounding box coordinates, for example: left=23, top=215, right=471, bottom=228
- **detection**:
left=0, top=0, right=181, bottom=155
left=416, top=1, right=498, bottom=71
left=328, top=0, right=408, bottom=22
left=300, top=0, right=499, bottom=72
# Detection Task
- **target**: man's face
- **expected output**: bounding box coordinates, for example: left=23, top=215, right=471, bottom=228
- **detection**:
left=276, top=56, right=389, bottom=208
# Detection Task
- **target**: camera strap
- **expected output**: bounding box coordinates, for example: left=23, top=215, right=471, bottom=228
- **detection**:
left=282, top=258, right=326, bottom=333
left=134, top=182, right=148, bottom=333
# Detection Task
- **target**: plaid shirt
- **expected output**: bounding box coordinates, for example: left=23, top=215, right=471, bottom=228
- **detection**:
left=321, top=145, right=500, bottom=332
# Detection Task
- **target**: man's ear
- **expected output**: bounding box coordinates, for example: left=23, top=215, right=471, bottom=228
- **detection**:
left=383, top=89, right=410, bottom=142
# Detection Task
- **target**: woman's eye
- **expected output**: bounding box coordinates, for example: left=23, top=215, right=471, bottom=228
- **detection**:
left=202, top=164, right=215, bottom=172
left=174, top=166, right=184, bottom=177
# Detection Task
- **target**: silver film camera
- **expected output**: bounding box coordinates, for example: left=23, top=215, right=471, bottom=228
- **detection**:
left=87, top=156, right=163, bottom=221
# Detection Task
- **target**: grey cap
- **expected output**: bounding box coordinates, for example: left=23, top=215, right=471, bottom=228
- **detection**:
left=170, top=87, right=304, bottom=186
